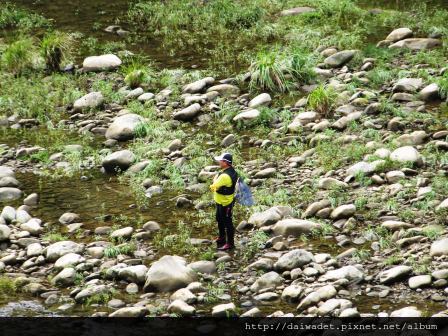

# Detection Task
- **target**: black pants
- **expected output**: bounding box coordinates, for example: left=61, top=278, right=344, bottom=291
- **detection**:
left=216, top=201, right=235, bottom=246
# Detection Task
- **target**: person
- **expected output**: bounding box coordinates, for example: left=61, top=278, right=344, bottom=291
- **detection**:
left=209, top=152, right=238, bottom=251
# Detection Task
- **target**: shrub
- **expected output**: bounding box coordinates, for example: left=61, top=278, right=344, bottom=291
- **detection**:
left=1, top=37, right=36, bottom=75
left=307, top=85, right=337, bottom=117
left=122, top=59, right=154, bottom=89
left=41, top=31, right=75, bottom=72
left=249, top=50, right=291, bottom=93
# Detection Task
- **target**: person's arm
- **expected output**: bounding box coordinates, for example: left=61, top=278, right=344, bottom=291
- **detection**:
left=210, top=174, right=231, bottom=192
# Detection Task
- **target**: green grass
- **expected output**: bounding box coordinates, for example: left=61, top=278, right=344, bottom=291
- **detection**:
left=307, top=85, right=337, bottom=117
left=84, top=289, right=115, bottom=306
left=1, top=37, right=37, bottom=75
left=42, top=232, right=68, bottom=242
left=0, top=277, right=17, bottom=299
left=241, top=230, right=269, bottom=262
left=104, top=242, right=137, bottom=258
left=249, top=50, right=291, bottom=93
left=0, top=3, right=50, bottom=31
left=122, top=58, right=154, bottom=89
left=41, top=31, right=75, bottom=72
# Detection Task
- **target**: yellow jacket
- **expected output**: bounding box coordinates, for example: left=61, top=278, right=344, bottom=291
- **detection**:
left=210, top=170, right=234, bottom=206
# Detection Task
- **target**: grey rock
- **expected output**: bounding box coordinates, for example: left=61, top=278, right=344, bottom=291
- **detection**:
left=82, top=54, right=122, bottom=72
left=324, top=50, right=357, bottom=68
left=73, top=92, right=104, bottom=111
left=105, top=113, right=144, bottom=141
left=102, top=150, right=136, bottom=173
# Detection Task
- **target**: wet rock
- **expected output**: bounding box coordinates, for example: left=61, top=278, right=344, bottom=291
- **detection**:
left=324, top=50, right=356, bottom=68
left=75, top=284, right=110, bottom=303
left=27, top=243, right=43, bottom=257
left=430, top=238, right=448, bottom=256
left=109, top=307, right=148, bottom=317
left=390, top=306, right=422, bottom=317
left=408, top=275, right=431, bottom=289
left=281, top=285, right=303, bottom=303
left=59, top=212, right=80, bottom=225
left=0, top=187, right=22, bottom=201
left=385, top=28, right=413, bottom=42
left=378, top=265, right=412, bottom=284
left=274, top=249, right=314, bottom=271
left=173, top=103, right=201, bottom=121
left=211, top=302, right=237, bottom=317
left=1, top=206, right=16, bottom=223
left=105, top=113, right=144, bottom=141
left=73, top=92, right=104, bottom=111
left=52, top=268, right=76, bottom=286
left=82, top=54, right=122, bottom=72
left=272, top=218, right=322, bottom=237
left=168, top=300, right=196, bottom=316
left=46, top=241, right=84, bottom=262
left=102, top=150, right=136, bottom=173
left=250, top=271, right=284, bottom=293
left=248, top=93, right=272, bottom=108
left=302, top=200, right=331, bottom=218
left=144, top=255, right=197, bottom=292
left=21, top=218, right=43, bottom=235
left=389, top=38, right=442, bottom=50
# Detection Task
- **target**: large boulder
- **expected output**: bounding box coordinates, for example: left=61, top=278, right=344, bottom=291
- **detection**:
left=52, top=268, right=76, bottom=286
left=82, top=54, right=122, bottom=72
left=73, top=92, right=104, bottom=111
left=324, top=50, right=356, bottom=68
left=274, top=249, right=314, bottom=271
left=272, top=219, right=321, bottom=237
left=378, top=265, right=412, bottom=284
left=102, top=150, right=136, bottom=173
left=0, top=188, right=22, bottom=201
left=105, top=114, right=144, bottom=141
left=143, top=255, right=197, bottom=292
left=119, top=265, right=148, bottom=284
left=389, top=38, right=442, bottom=50
left=46, top=241, right=84, bottom=262
left=248, top=206, right=292, bottom=227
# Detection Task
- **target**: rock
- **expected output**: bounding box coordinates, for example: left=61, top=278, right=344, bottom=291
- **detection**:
left=74, top=285, right=110, bottom=303
left=254, top=292, right=279, bottom=302
left=241, top=308, right=261, bottom=317
left=248, top=206, right=292, bottom=227
left=0, top=224, right=11, bottom=241
left=27, top=243, right=43, bottom=257
left=302, top=200, right=331, bottom=218
left=137, top=92, right=155, bottom=102
left=0, top=176, right=19, bottom=188
left=318, top=177, right=348, bottom=190
left=0, top=187, right=22, bottom=201
left=248, top=93, right=271, bottom=108
left=188, top=260, right=216, bottom=274
left=170, top=288, right=196, bottom=304
left=272, top=219, right=322, bottom=237
left=109, top=307, right=148, bottom=317
left=168, top=300, right=195, bottom=316
left=319, top=265, right=364, bottom=283
left=24, top=193, right=38, bottom=206
left=391, top=92, right=415, bottom=101
left=281, top=285, right=303, bottom=303
left=119, top=265, right=148, bottom=284
left=183, top=77, right=214, bottom=94
left=125, top=87, right=144, bottom=100
left=82, top=54, right=122, bottom=72
left=381, top=220, right=413, bottom=231
left=330, top=204, right=356, bottom=219
left=173, top=103, right=201, bottom=121
left=379, top=265, right=412, bottom=284
left=0, top=166, right=14, bottom=178
left=110, top=226, right=134, bottom=239
left=15, top=210, right=31, bottom=224
left=409, top=275, right=431, bottom=289
left=211, top=303, right=237, bottom=317
left=396, top=131, right=427, bottom=146
left=390, top=306, right=422, bottom=317
left=324, top=50, right=356, bottom=68
left=385, top=28, right=413, bottom=42
left=52, top=268, right=76, bottom=286
left=274, top=249, right=314, bottom=271
left=346, top=161, right=379, bottom=176
left=105, top=114, right=144, bottom=141
left=279, top=6, right=315, bottom=16
left=73, top=92, right=104, bottom=111
left=250, top=271, right=284, bottom=292
left=419, top=83, right=439, bottom=101
left=254, top=168, right=276, bottom=178
left=1, top=206, right=16, bottom=222
left=206, top=84, right=240, bottom=96
left=390, top=146, right=422, bottom=165
left=46, top=241, right=84, bottom=262
left=20, top=218, right=43, bottom=235
left=430, top=238, right=448, bottom=257
left=385, top=171, right=405, bottom=183
left=389, top=38, right=442, bottom=50
left=339, top=308, right=360, bottom=317
left=233, top=109, right=260, bottom=122
left=393, top=78, right=423, bottom=93
left=54, top=253, right=85, bottom=269
left=102, top=150, right=135, bottom=173
left=59, top=212, right=80, bottom=225
left=144, top=255, right=197, bottom=292
left=221, top=134, right=235, bottom=147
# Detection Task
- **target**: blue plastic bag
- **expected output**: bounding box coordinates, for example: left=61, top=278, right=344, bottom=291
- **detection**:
left=235, top=178, right=255, bottom=206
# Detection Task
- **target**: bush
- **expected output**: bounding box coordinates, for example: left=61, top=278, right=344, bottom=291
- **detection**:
left=122, top=59, right=154, bottom=89
left=307, top=85, right=337, bottom=117
left=41, top=31, right=75, bottom=72
left=1, top=37, right=36, bottom=75
left=249, top=50, right=291, bottom=93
